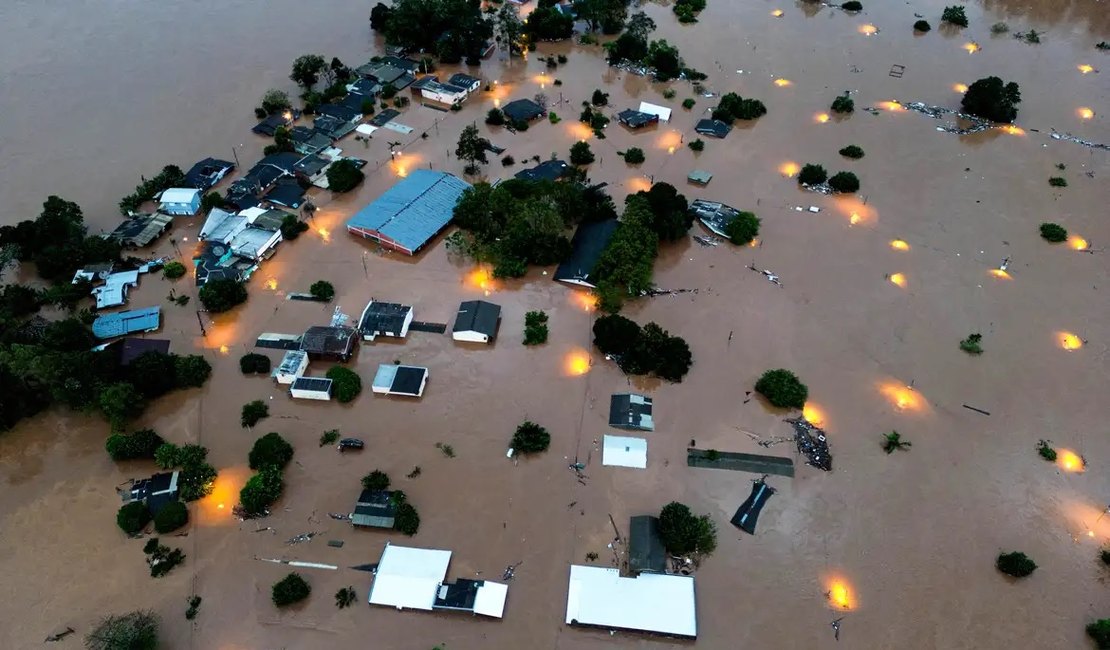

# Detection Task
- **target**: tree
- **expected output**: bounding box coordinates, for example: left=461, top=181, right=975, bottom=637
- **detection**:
left=828, top=171, right=860, bottom=193
left=882, top=431, right=912, bottom=453
left=125, top=351, right=177, bottom=399
left=755, top=369, right=808, bottom=409
left=280, top=214, right=309, bottom=240
left=362, top=470, right=391, bottom=492
left=724, top=211, right=760, bottom=246
left=960, top=333, right=983, bottom=354
left=798, top=164, right=828, bottom=186
left=673, top=0, right=706, bottom=23
left=326, top=159, right=365, bottom=193
left=523, top=310, right=549, bottom=345
left=658, top=502, right=717, bottom=556
left=575, top=0, right=627, bottom=33
left=688, top=138, right=705, bottom=152
left=621, top=147, right=645, bottom=164
left=240, top=465, right=285, bottom=515
left=713, top=93, right=767, bottom=122
left=198, top=278, right=247, bottom=313
left=1088, top=620, right=1110, bottom=649
left=326, top=366, right=362, bottom=403
left=644, top=39, right=682, bottom=81
left=394, top=502, right=421, bottom=535
left=1039, top=222, right=1067, bottom=242
left=369, top=2, right=393, bottom=30
left=249, top=432, right=294, bottom=471
left=839, top=145, right=864, bottom=159
left=117, top=502, right=152, bottom=536
left=961, top=76, right=1021, bottom=123
left=162, top=261, right=186, bottom=279
left=654, top=333, right=693, bottom=382
left=85, top=610, right=159, bottom=650
left=497, top=4, right=524, bottom=57
left=996, top=551, right=1037, bottom=578
left=593, top=314, right=643, bottom=357
left=941, top=5, right=968, bottom=27
left=485, top=108, right=506, bottom=126
left=456, top=124, right=491, bottom=176
left=591, top=89, right=610, bottom=107
left=153, top=501, right=189, bottom=534
left=240, top=353, right=271, bottom=374
left=625, top=10, right=656, bottom=39
left=607, top=32, right=649, bottom=64
left=830, top=93, right=854, bottom=114
left=272, top=572, right=311, bottom=607
left=335, top=587, right=358, bottom=609
left=570, top=141, right=595, bottom=165
left=525, top=5, right=574, bottom=41
left=841, top=0, right=862, bottom=10
left=290, top=54, right=327, bottom=89
left=511, top=421, right=551, bottom=453
left=106, top=429, right=165, bottom=461
left=100, top=383, right=147, bottom=431
left=634, top=183, right=691, bottom=241
left=309, top=280, right=335, bottom=301
left=260, top=89, right=292, bottom=115
left=914, top=19, right=931, bottom=31
left=174, top=355, right=212, bottom=388
left=241, top=400, right=269, bottom=428
left=1049, top=176, right=1067, bottom=188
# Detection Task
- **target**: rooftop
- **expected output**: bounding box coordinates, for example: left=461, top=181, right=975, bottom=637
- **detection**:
left=602, top=434, right=648, bottom=469
left=107, top=213, right=174, bottom=248
left=291, top=376, right=333, bottom=393
left=200, top=208, right=247, bottom=243
left=628, top=516, right=667, bottom=574
left=565, top=566, right=696, bottom=637
left=617, top=109, right=660, bottom=129
left=300, top=326, right=357, bottom=358
left=183, top=157, right=235, bottom=190
left=358, top=301, right=413, bottom=338
left=352, top=489, right=397, bottom=528
left=452, top=300, right=501, bottom=337
left=448, top=73, right=480, bottom=88
left=695, top=118, right=732, bottom=138
left=502, top=98, right=545, bottom=122
left=159, top=188, right=200, bottom=204
left=92, top=270, right=140, bottom=309
left=346, top=170, right=471, bottom=254
left=691, top=199, right=742, bottom=238
left=368, top=544, right=453, bottom=611
left=609, top=393, right=654, bottom=430
left=372, top=364, right=429, bottom=397
left=273, top=350, right=308, bottom=377
left=637, top=101, right=672, bottom=123
left=265, top=178, right=306, bottom=209
left=117, top=338, right=171, bottom=366
left=92, top=307, right=161, bottom=340
left=513, top=160, right=569, bottom=182
left=553, top=219, right=619, bottom=288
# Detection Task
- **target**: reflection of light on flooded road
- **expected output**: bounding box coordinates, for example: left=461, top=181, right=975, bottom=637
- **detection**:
left=1078, top=64, right=1094, bottom=74
left=628, top=176, right=652, bottom=193
left=570, top=291, right=598, bottom=312
left=657, top=130, right=682, bottom=153
left=953, top=83, right=968, bottom=93
left=1078, top=107, right=1094, bottom=120
left=889, top=273, right=906, bottom=288
left=890, top=239, right=909, bottom=251
left=219, top=345, right=229, bottom=355
left=880, top=382, right=924, bottom=412
left=815, top=112, right=830, bottom=123
left=773, top=78, right=792, bottom=87
left=265, top=277, right=278, bottom=290
left=1057, top=449, right=1085, bottom=472
left=881, top=101, right=904, bottom=112
left=465, top=266, right=496, bottom=295
left=1058, top=332, right=1083, bottom=351
left=199, top=466, right=251, bottom=524
left=849, top=213, right=861, bottom=226
left=963, top=42, right=980, bottom=54
left=1068, top=235, right=1088, bottom=250
left=567, top=121, right=593, bottom=140
left=565, top=349, right=591, bottom=376
left=824, top=577, right=856, bottom=610
left=779, top=162, right=800, bottom=177
left=317, top=227, right=330, bottom=242
left=802, top=403, right=826, bottom=427
left=988, top=269, right=1012, bottom=280
left=858, top=24, right=877, bottom=36
left=771, top=9, right=784, bottom=17
left=1001, top=125, right=1024, bottom=136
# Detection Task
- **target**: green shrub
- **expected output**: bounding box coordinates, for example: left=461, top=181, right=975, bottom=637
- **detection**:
left=163, top=261, right=186, bottom=279
left=828, top=171, right=860, bottom=193
left=118, top=501, right=152, bottom=535
left=335, top=587, right=357, bottom=609
left=280, top=215, right=309, bottom=240
left=185, top=596, right=202, bottom=620
left=662, top=89, right=677, bottom=99
left=146, top=540, right=186, bottom=577
left=941, top=5, right=968, bottom=27
left=798, top=164, right=827, bottom=186
left=830, top=94, right=854, bottom=114
left=326, top=160, right=365, bottom=193
left=198, top=278, right=247, bottom=313
left=1048, top=177, right=1067, bottom=188
left=591, top=89, right=609, bottom=106
left=658, top=501, right=717, bottom=556
left=1100, top=548, right=1110, bottom=566
left=361, top=469, right=391, bottom=492
left=153, top=501, right=189, bottom=533
left=688, top=138, right=705, bottom=152
left=961, top=76, right=1021, bottom=123
left=248, top=432, right=294, bottom=471
left=239, top=465, right=285, bottom=515
left=882, top=431, right=912, bottom=453
left=241, top=400, right=269, bottom=428
left=1036, top=439, right=1057, bottom=461
left=724, top=211, right=760, bottom=246
left=990, top=22, right=1009, bottom=34
left=1039, top=222, right=1067, bottom=242
left=839, top=145, right=865, bottom=159
left=841, top=0, right=862, bottom=10
left=326, top=366, right=362, bottom=403
left=996, top=551, right=1036, bottom=577
left=755, top=369, right=809, bottom=409
left=712, top=93, right=767, bottom=122
left=309, top=280, right=335, bottom=301
left=511, top=420, right=551, bottom=453
left=501, top=155, right=515, bottom=166
left=394, top=502, right=421, bottom=535
left=570, top=141, right=595, bottom=165
left=959, top=333, right=983, bottom=355
left=682, top=98, right=696, bottom=110
left=272, top=573, right=311, bottom=607
left=524, top=310, right=549, bottom=345
left=486, top=108, right=505, bottom=125
left=914, top=19, right=931, bottom=32
left=319, top=429, right=340, bottom=447
left=106, top=429, right=165, bottom=461
left=548, top=112, right=561, bottom=124
left=1089, top=620, right=1110, bottom=649
left=174, top=355, right=211, bottom=388
left=239, top=353, right=271, bottom=374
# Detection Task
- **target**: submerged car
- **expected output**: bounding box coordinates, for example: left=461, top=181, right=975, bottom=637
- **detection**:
left=338, top=438, right=365, bottom=451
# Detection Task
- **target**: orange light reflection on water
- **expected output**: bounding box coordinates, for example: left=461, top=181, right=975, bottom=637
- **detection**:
left=988, top=269, right=1012, bottom=280
left=1057, top=449, right=1085, bottom=473
left=565, top=348, right=591, bottom=376
left=824, top=576, right=856, bottom=610
left=1078, top=107, right=1094, bottom=120
left=858, top=24, right=877, bottom=36
left=1001, top=125, right=1025, bottom=136
left=815, top=112, right=830, bottom=124
left=963, top=42, right=980, bottom=54
left=953, top=83, right=968, bottom=93
left=627, top=176, right=652, bottom=193
left=889, top=273, right=906, bottom=288
left=779, top=161, right=800, bottom=177
left=465, top=266, right=497, bottom=295
left=198, top=465, right=251, bottom=525
left=802, top=403, right=826, bottom=427
left=773, top=78, right=792, bottom=87
left=571, top=291, right=599, bottom=312
left=890, top=239, right=910, bottom=251
left=1058, top=332, right=1083, bottom=351
left=879, top=382, right=925, bottom=412
left=1078, top=64, right=1094, bottom=74
left=881, top=100, right=905, bottom=112
left=657, top=130, right=682, bottom=152
left=771, top=9, right=784, bottom=17
left=1068, top=235, right=1088, bottom=250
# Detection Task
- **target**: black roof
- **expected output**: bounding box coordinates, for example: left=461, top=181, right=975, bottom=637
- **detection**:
left=411, top=75, right=439, bottom=90
left=314, top=103, right=361, bottom=123
left=381, top=55, right=420, bottom=71
left=359, top=302, right=412, bottom=336
left=609, top=393, right=653, bottom=430
left=553, top=219, right=619, bottom=286
left=184, top=157, right=235, bottom=190
left=266, top=178, right=306, bottom=209
left=453, top=300, right=501, bottom=337
left=434, top=579, right=484, bottom=610
left=617, top=109, right=659, bottom=129
left=252, top=113, right=293, bottom=136
left=292, top=376, right=333, bottom=393
left=392, top=366, right=427, bottom=395
left=353, top=490, right=397, bottom=527
left=348, top=78, right=382, bottom=96
left=131, top=471, right=179, bottom=515
left=628, top=515, right=667, bottom=574
left=290, top=126, right=334, bottom=154
left=293, top=154, right=329, bottom=178
left=313, top=114, right=358, bottom=139
left=257, top=152, right=301, bottom=174
left=119, top=338, right=171, bottom=366
left=369, top=109, right=401, bottom=127
left=300, top=326, right=357, bottom=357
left=731, top=479, right=775, bottom=535
left=334, top=92, right=372, bottom=114
left=695, top=118, right=732, bottom=138
left=244, top=164, right=287, bottom=192
left=514, top=160, right=569, bottom=182
left=502, top=98, right=545, bottom=122
left=192, top=241, right=253, bottom=286
left=449, top=73, right=480, bottom=88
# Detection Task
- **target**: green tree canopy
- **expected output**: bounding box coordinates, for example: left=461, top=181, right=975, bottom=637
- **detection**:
left=456, top=124, right=491, bottom=175
left=724, top=211, right=760, bottom=246
left=240, top=353, right=272, bottom=374
left=272, top=572, right=311, bottom=607
left=249, top=432, right=295, bottom=471
left=240, top=465, right=285, bottom=515
left=198, top=278, right=247, bottom=313
left=961, top=76, right=1021, bottom=123
left=326, top=160, right=365, bottom=193
left=309, top=280, right=335, bottom=301
left=290, top=54, right=327, bottom=89
left=117, top=501, right=152, bottom=536
left=326, top=366, right=362, bottom=403
left=658, top=501, right=717, bottom=556
left=755, top=369, right=808, bottom=409
left=153, top=501, right=189, bottom=534
left=85, top=610, right=159, bottom=650
left=511, top=421, right=552, bottom=453
left=100, top=382, right=147, bottom=432
left=362, top=469, right=391, bottom=492
left=106, top=429, right=165, bottom=461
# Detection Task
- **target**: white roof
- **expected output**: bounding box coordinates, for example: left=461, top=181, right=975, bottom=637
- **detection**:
left=230, top=227, right=280, bottom=259
left=91, top=270, right=140, bottom=309
left=369, top=544, right=452, bottom=611
left=602, top=435, right=647, bottom=469
left=199, top=208, right=246, bottom=242
left=638, top=101, right=672, bottom=123
left=565, top=566, right=696, bottom=637
left=472, top=581, right=509, bottom=618
left=159, top=187, right=201, bottom=204
left=356, top=124, right=379, bottom=136
left=238, top=206, right=269, bottom=223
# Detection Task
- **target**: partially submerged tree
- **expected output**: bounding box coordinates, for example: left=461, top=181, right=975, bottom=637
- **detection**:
left=249, top=432, right=294, bottom=471
left=830, top=93, right=854, bottom=114
left=961, top=76, right=1021, bottom=123
left=153, top=500, right=189, bottom=534
left=798, top=164, right=828, bottom=186
left=162, top=261, right=186, bottom=279
left=913, top=19, right=931, bottom=32
left=839, top=145, right=865, bottom=159
left=240, top=465, right=285, bottom=515
left=511, top=420, right=552, bottom=454
left=996, top=551, right=1037, bottom=578
left=198, top=278, right=247, bottom=313
left=326, top=366, right=362, bottom=403
left=456, top=124, right=491, bottom=176
left=335, top=587, right=357, bottom=609
left=290, top=54, right=327, bottom=89
left=523, top=310, right=549, bottom=345
left=239, top=353, right=272, bottom=375
left=881, top=431, right=912, bottom=454
left=755, top=369, right=809, bottom=409
left=260, top=89, right=292, bottom=115
left=959, top=333, right=983, bottom=355
left=620, top=147, right=646, bottom=165
left=100, top=383, right=147, bottom=432
left=272, top=572, right=311, bottom=607
left=828, top=171, right=860, bottom=193
left=658, top=501, right=717, bottom=556
left=326, top=160, right=365, bottom=193
left=241, top=400, right=269, bottom=428
left=117, top=501, right=152, bottom=536
left=497, top=3, right=525, bottom=57
left=1039, top=222, right=1067, bottom=242
left=713, top=93, right=768, bottom=122
left=1089, top=620, right=1110, bottom=650
left=724, top=211, right=760, bottom=246
left=1036, top=439, right=1057, bottom=461
left=85, top=610, right=159, bottom=650
left=309, top=280, right=335, bottom=301
left=362, top=470, right=391, bottom=492
left=394, top=501, right=421, bottom=535
left=485, top=108, right=506, bottom=126
left=106, top=429, right=165, bottom=461
left=570, top=141, right=595, bottom=165
left=941, top=5, right=968, bottom=27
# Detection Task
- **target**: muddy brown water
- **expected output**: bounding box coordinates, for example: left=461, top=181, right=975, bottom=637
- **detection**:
left=1, top=0, right=1109, bottom=648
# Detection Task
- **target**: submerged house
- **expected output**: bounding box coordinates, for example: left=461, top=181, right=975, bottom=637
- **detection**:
left=127, top=471, right=180, bottom=514
left=184, top=158, right=235, bottom=191
left=199, top=208, right=281, bottom=262
left=368, top=543, right=509, bottom=618
left=158, top=188, right=202, bottom=216
left=617, top=109, right=660, bottom=129
left=553, top=219, right=618, bottom=288
left=602, top=435, right=648, bottom=469
left=513, top=160, right=569, bottom=182
left=107, top=213, right=174, bottom=249
left=351, top=489, right=397, bottom=528
left=91, top=270, right=141, bottom=310
left=637, top=101, right=672, bottom=123
left=290, top=376, right=333, bottom=400
left=358, top=300, right=414, bottom=341
left=628, top=515, right=667, bottom=574
left=448, top=73, right=481, bottom=94
left=690, top=199, right=742, bottom=238
left=272, top=350, right=309, bottom=384
left=502, top=99, right=546, bottom=124
left=192, top=240, right=258, bottom=285
left=372, top=364, right=428, bottom=397
left=300, top=326, right=358, bottom=361
left=289, top=126, right=335, bottom=155
left=252, top=111, right=295, bottom=136
left=452, top=300, right=501, bottom=344
left=609, top=393, right=654, bottom=431
left=695, top=119, right=732, bottom=139
left=345, top=170, right=470, bottom=255
left=413, top=77, right=470, bottom=105
left=565, top=565, right=696, bottom=638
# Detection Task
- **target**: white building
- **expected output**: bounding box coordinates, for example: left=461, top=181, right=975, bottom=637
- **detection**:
left=420, top=80, right=470, bottom=105
left=368, top=543, right=508, bottom=618
left=602, top=435, right=648, bottom=469
left=272, top=350, right=309, bottom=385
left=638, top=101, right=672, bottom=123
left=290, top=376, right=332, bottom=400
left=91, top=270, right=140, bottom=310
left=565, top=565, right=696, bottom=638
left=451, top=300, right=501, bottom=344
left=372, top=364, right=428, bottom=397
left=358, top=300, right=414, bottom=341
left=158, top=188, right=202, bottom=216
left=200, top=208, right=281, bottom=260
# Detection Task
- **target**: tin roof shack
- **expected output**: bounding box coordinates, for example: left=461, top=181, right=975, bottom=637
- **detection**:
left=272, top=350, right=309, bottom=384
left=502, top=99, right=546, bottom=123
left=513, top=160, right=569, bottom=182
left=368, top=543, right=509, bottom=618
left=565, top=566, right=696, bottom=638
left=184, top=158, right=235, bottom=191
left=127, top=471, right=180, bottom=514
left=628, top=516, right=667, bottom=574
left=372, top=364, right=429, bottom=397
left=158, top=188, right=202, bottom=216
left=617, top=109, right=660, bottom=130
left=300, top=326, right=358, bottom=361
left=691, top=199, right=742, bottom=238
left=602, top=435, right=648, bottom=469
left=92, top=307, right=161, bottom=340
left=553, top=219, right=618, bottom=288
left=290, top=376, right=333, bottom=400
left=609, top=394, right=654, bottom=431
left=452, top=300, right=501, bottom=343
left=351, top=489, right=397, bottom=528
left=346, top=170, right=471, bottom=255
left=695, top=119, right=732, bottom=139
left=108, top=213, right=174, bottom=249
left=358, top=300, right=414, bottom=341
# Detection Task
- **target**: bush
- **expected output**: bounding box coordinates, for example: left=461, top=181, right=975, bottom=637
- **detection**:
left=712, top=93, right=767, bottom=122
left=100, top=382, right=147, bottom=432
left=485, top=108, right=505, bottom=126
left=961, top=76, right=1021, bottom=123
left=309, top=280, right=335, bottom=301
left=145, top=539, right=186, bottom=577
left=106, top=429, right=165, bottom=461
left=755, top=369, right=809, bottom=409
left=241, top=400, right=269, bottom=428
left=591, top=89, right=609, bottom=106
left=362, top=470, right=391, bottom=492
left=658, top=502, right=717, bottom=556
left=1101, top=548, right=1110, bottom=566
left=841, top=0, right=862, bottom=9
left=592, top=315, right=693, bottom=382
left=240, top=465, right=285, bottom=515
left=1089, top=620, right=1110, bottom=649
left=798, top=164, right=828, bottom=186
left=511, top=420, right=551, bottom=453
left=682, top=98, right=696, bottom=109
left=990, top=21, right=1010, bottom=34
left=570, top=141, right=595, bottom=165
left=261, top=89, right=292, bottom=115
left=830, top=93, right=854, bottom=114
left=272, top=573, right=311, bottom=607
left=996, top=551, right=1036, bottom=578
left=117, top=501, right=152, bottom=535
left=240, top=353, right=271, bottom=375
left=688, top=138, right=705, bottom=152
left=724, top=212, right=760, bottom=246
left=85, top=611, right=159, bottom=650
left=1048, top=177, right=1067, bottom=188
left=326, top=159, right=365, bottom=193
left=335, top=587, right=357, bottom=609
left=198, top=278, right=247, bottom=313
left=249, top=432, right=294, bottom=471
left=1039, top=222, right=1068, bottom=242
left=163, top=261, right=186, bottom=279
left=914, top=19, right=931, bottom=32
left=394, top=502, right=421, bottom=535
left=153, top=501, right=189, bottom=533
left=548, top=112, right=561, bottom=124
left=839, top=145, right=865, bottom=159
left=501, top=155, right=515, bottom=166
left=828, top=171, right=860, bottom=193
left=523, top=310, right=549, bottom=345
left=621, top=147, right=646, bottom=165
left=185, top=596, right=202, bottom=620
left=959, top=333, right=983, bottom=354
left=174, top=355, right=211, bottom=388
left=882, top=431, right=912, bottom=453
left=941, top=5, right=968, bottom=27
left=1036, top=439, right=1057, bottom=461
left=280, top=215, right=309, bottom=240
left=662, top=89, right=677, bottom=100
left=512, top=118, right=530, bottom=131
left=326, top=366, right=362, bottom=403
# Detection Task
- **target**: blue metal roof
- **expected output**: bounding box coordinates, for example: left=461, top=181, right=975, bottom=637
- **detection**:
left=92, top=306, right=162, bottom=340
left=346, top=170, right=470, bottom=253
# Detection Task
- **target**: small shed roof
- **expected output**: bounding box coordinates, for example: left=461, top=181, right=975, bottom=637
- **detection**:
left=368, top=544, right=453, bottom=611
left=346, top=170, right=471, bottom=254
left=602, top=435, right=647, bottom=469
left=92, top=270, right=140, bottom=309
left=373, top=364, right=428, bottom=396
left=687, top=170, right=713, bottom=185
left=160, top=188, right=201, bottom=204
left=200, top=208, right=247, bottom=242
left=265, top=178, right=306, bottom=209
left=273, top=350, right=307, bottom=377
left=448, top=73, right=480, bottom=88
left=184, top=158, right=235, bottom=190
left=514, top=160, right=569, bottom=182
left=617, top=109, right=659, bottom=129
left=695, top=119, right=732, bottom=138
left=609, top=393, right=654, bottom=430
left=107, top=213, right=174, bottom=248
left=352, top=490, right=397, bottom=528
left=565, top=566, right=697, bottom=637
left=453, top=300, right=501, bottom=337
left=292, top=376, right=333, bottom=393
left=691, top=199, right=742, bottom=238
left=628, top=516, right=667, bottom=574
left=359, top=301, right=413, bottom=337
left=637, top=102, right=672, bottom=123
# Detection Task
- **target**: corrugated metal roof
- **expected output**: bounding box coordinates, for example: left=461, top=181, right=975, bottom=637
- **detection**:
left=92, top=307, right=161, bottom=339
left=346, top=170, right=470, bottom=253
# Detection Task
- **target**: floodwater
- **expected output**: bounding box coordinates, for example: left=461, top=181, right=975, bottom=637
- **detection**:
left=2, top=0, right=1109, bottom=648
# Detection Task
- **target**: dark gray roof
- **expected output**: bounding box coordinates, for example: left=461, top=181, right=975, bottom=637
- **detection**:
left=266, top=178, right=306, bottom=209
left=609, top=393, right=654, bottom=430
left=411, top=75, right=439, bottom=90
left=244, top=164, right=287, bottom=192
left=292, top=376, right=333, bottom=393
left=628, top=515, right=667, bottom=574
left=300, top=326, right=357, bottom=357
left=617, top=109, right=659, bottom=129
left=293, top=154, right=329, bottom=178
left=381, top=55, right=419, bottom=71
left=448, top=73, right=480, bottom=88
left=119, top=338, right=171, bottom=366
left=312, top=114, right=357, bottom=140
left=249, top=209, right=291, bottom=232
left=192, top=241, right=254, bottom=286
left=252, top=113, right=293, bottom=136
left=359, top=302, right=412, bottom=336
left=352, top=490, right=397, bottom=528
left=369, top=109, right=401, bottom=127
left=184, top=158, right=235, bottom=190
left=392, top=366, right=427, bottom=395
left=257, top=152, right=301, bottom=174
left=130, top=471, right=179, bottom=514
left=695, top=119, right=732, bottom=138
left=514, top=160, right=569, bottom=182
left=335, top=92, right=372, bottom=114
left=434, top=579, right=483, bottom=610
left=107, top=213, right=174, bottom=248
left=314, top=103, right=361, bottom=124
left=453, top=300, right=501, bottom=337
left=690, top=199, right=741, bottom=238
left=502, top=99, right=545, bottom=122
left=553, top=219, right=619, bottom=287
left=348, top=78, right=382, bottom=96
left=290, top=126, right=334, bottom=154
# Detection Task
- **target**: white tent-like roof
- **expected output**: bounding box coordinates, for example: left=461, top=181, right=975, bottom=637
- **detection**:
left=602, top=435, right=647, bottom=469
left=472, top=581, right=509, bottom=618
left=566, top=565, right=696, bottom=637
left=638, top=101, right=672, bottom=123
left=369, top=544, right=453, bottom=610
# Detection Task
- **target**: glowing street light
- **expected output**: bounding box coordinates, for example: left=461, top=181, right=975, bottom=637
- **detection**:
left=963, top=42, right=980, bottom=54
left=1068, top=235, right=1088, bottom=251
left=1077, top=64, right=1094, bottom=74
left=889, top=272, right=906, bottom=288
left=953, top=83, right=968, bottom=93
left=815, top=112, right=830, bottom=123
left=1057, top=449, right=1085, bottom=473
left=890, top=239, right=910, bottom=251
left=771, top=9, right=784, bottom=17
left=779, top=161, right=800, bottom=177
left=858, top=24, right=877, bottom=36
left=773, top=78, right=792, bottom=87
left=1058, top=332, right=1083, bottom=351
left=1078, top=107, right=1094, bottom=120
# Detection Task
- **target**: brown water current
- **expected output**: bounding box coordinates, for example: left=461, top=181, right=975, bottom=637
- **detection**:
left=1, top=0, right=1109, bottom=648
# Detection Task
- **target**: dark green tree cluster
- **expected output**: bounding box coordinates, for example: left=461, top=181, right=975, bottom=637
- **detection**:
left=1089, top=619, right=1110, bottom=649
left=309, top=280, right=335, bottom=301
left=1039, top=222, right=1067, bottom=242
left=724, top=211, right=760, bottom=246
left=85, top=610, right=159, bottom=650
left=575, top=0, right=629, bottom=34
left=620, top=147, right=646, bottom=165
left=359, top=470, right=421, bottom=535
left=579, top=105, right=610, bottom=136
left=272, top=572, right=311, bottom=607
left=592, top=197, right=658, bottom=311
left=712, top=93, right=768, bottom=122
left=145, top=538, right=186, bottom=578
left=326, top=159, right=365, bottom=193
left=240, top=353, right=272, bottom=375
left=362, top=469, right=391, bottom=491
left=658, top=501, right=717, bottom=556
left=123, top=351, right=212, bottom=401
left=604, top=12, right=702, bottom=82
left=163, top=261, right=187, bottom=279
left=241, top=400, right=269, bottom=428
left=281, top=214, right=309, bottom=240
left=198, top=278, right=247, bottom=312
left=106, top=428, right=166, bottom=461
left=456, top=124, right=491, bottom=176
left=830, top=93, right=854, bottom=114
left=523, top=310, right=549, bottom=345
left=828, top=171, right=860, bottom=193
left=570, top=141, right=595, bottom=165
left=153, top=501, right=189, bottom=534
left=117, top=501, right=152, bottom=536
left=154, top=443, right=218, bottom=501
left=839, top=145, right=865, bottom=159
left=511, top=420, right=551, bottom=453
left=249, top=432, right=295, bottom=471
left=755, top=369, right=808, bottom=409
left=592, top=314, right=693, bottom=381
left=0, top=196, right=121, bottom=284
left=290, top=54, right=327, bottom=89
left=961, top=76, right=1021, bottom=123
left=370, top=0, right=494, bottom=64
left=118, top=166, right=187, bottom=215
left=941, top=5, right=968, bottom=27
left=259, top=89, right=292, bottom=116
left=525, top=0, right=574, bottom=41
left=673, top=0, right=706, bottom=23
left=240, top=464, right=285, bottom=516
left=996, top=551, right=1036, bottom=577
left=798, top=163, right=827, bottom=186
left=326, top=366, right=362, bottom=403
left=632, top=183, right=691, bottom=241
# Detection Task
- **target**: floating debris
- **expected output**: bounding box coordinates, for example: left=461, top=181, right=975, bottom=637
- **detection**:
left=693, top=235, right=721, bottom=247
left=329, top=512, right=352, bottom=521
left=1050, top=130, right=1109, bottom=151
left=785, top=416, right=833, bottom=471
left=286, top=532, right=318, bottom=545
